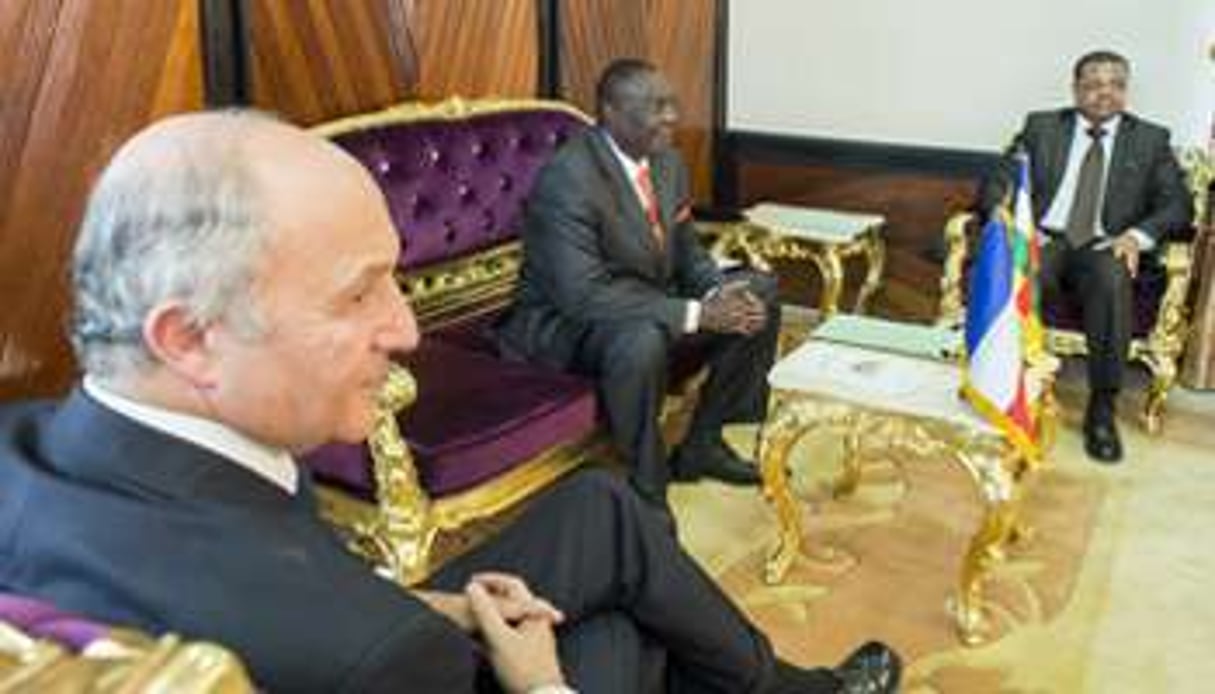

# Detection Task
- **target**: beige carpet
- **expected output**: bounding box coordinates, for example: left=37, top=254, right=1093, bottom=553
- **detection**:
left=673, top=363, right=1215, bottom=693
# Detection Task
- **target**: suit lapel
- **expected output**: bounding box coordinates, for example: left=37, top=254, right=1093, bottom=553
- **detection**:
left=587, top=132, right=668, bottom=272
left=1103, top=115, right=1138, bottom=224
left=1044, top=110, right=1076, bottom=198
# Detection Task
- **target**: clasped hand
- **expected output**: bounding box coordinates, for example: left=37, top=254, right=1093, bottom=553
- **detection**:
left=465, top=572, right=567, bottom=693
left=700, top=279, right=767, bottom=335
left=1108, top=232, right=1141, bottom=278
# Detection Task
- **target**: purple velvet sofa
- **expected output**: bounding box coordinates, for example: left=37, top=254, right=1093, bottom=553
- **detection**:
left=301, top=99, right=605, bottom=584
left=0, top=591, right=252, bottom=690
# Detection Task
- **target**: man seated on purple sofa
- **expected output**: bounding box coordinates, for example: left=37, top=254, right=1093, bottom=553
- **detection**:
left=498, top=59, right=780, bottom=512
left=0, top=111, right=900, bottom=693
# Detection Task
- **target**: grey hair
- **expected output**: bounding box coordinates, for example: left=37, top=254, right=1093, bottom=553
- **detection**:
left=71, top=110, right=274, bottom=378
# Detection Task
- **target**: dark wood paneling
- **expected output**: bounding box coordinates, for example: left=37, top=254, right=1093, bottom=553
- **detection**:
left=738, top=162, right=979, bottom=322
left=559, top=0, right=718, bottom=204
left=246, top=0, right=537, bottom=123
left=0, top=0, right=204, bottom=399
left=648, top=0, right=716, bottom=206
left=411, top=0, right=537, bottom=99
left=246, top=0, right=416, bottom=124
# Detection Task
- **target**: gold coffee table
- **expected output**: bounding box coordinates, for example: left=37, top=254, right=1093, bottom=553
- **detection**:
left=757, top=315, right=1057, bottom=645
left=712, top=203, right=886, bottom=316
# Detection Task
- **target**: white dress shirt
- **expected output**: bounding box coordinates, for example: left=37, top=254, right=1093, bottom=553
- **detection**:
left=83, top=376, right=299, bottom=495
left=1039, top=114, right=1153, bottom=251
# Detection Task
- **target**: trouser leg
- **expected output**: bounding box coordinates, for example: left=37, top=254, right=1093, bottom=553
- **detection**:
left=554, top=613, right=667, bottom=694
left=571, top=321, right=671, bottom=501
left=686, top=271, right=781, bottom=443
left=1070, top=247, right=1133, bottom=394
left=427, top=471, right=777, bottom=693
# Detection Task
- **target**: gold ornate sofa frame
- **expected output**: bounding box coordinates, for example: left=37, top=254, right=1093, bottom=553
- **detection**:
left=938, top=148, right=1213, bottom=433
left=0, top=621, right=252, bottom=693
left=315, top=363, right=606, bottom=587
left=309, top=98, right=604, bottom=586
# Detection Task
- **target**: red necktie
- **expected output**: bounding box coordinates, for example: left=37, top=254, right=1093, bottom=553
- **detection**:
left=635, top=163, right=664, bottom=249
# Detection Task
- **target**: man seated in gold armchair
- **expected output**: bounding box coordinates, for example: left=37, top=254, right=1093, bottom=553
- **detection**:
left=973, top=49, right=1193, bottom=464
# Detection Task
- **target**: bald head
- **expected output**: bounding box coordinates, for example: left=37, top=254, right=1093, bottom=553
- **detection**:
left=71, top=110, right=379, bottom=378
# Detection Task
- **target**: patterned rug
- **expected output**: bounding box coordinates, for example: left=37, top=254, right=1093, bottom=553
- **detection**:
left=673, top=426, right=1108, bottom=692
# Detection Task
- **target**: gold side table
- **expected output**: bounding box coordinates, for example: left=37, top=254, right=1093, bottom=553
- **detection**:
left=711, top=203, right=886, bottom=316
left=757, top=317, right=1057, bottom=646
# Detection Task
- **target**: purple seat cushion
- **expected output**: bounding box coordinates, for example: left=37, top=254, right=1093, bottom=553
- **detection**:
left=403, top=342, right=598, bottom=495
left=0, top=592, right=112, bottom=651
left=331, top=109, right=589, bottom=273
left=307, top=340, right=597, bottom=498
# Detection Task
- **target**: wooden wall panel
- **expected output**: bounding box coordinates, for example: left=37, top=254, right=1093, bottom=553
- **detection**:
left=247, top=0, right=537, bottom=124
left=247, top=0, right=416, bottom=125
left=560, top=0, right=718, bottom=204
left=0, top=0, right=204, bottom=399
left=411, top=0, right=537, bottom=99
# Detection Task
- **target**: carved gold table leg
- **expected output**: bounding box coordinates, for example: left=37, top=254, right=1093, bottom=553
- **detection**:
left=948, top=443, right=1023, bottom=646
left=757, top=388, right=1042, bottom=645
left=831, top=411, right=863, bottom=499
left=853, top=230, right=886, bottom=313
left=813, top=248, right=845, bottom=317
left=758, top=408, right=809, bottom=585
left=760, top=399, right=861, bottom=583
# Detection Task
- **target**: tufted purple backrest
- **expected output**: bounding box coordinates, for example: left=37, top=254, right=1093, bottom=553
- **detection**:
left=319, top=100, right=592, bottom=272
left=0, top=592, right=111, bottom=651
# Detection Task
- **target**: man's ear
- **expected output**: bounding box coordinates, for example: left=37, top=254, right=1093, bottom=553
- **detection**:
left=141, top=303, right=218, bottom=388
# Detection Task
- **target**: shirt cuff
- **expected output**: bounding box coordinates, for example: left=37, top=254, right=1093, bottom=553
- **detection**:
left=684, top=300, right=701, bottom=333
left=1127, top=228, right=1155, bottom=252
left=527, top=685, right=577, bottom=694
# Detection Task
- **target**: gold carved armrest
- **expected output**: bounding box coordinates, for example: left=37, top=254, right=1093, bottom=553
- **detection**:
left=937, top=211, right=975, bottom=327
left=327, top=364, right=437, bottom=587
left=1, top=622, right=253, bottom=693
left=1143, top=240, right=1194, bottom=369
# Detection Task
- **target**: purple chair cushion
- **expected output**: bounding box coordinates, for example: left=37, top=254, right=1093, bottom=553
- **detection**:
left=306, top=340, right=598, bottom=498
left=331, top=109, right=589, bottom=272
left=0, top=592, right=112, bottom=651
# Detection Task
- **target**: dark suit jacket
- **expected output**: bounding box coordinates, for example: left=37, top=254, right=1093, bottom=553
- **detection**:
left=0, top=390, right=476, bottom=693
left=498, top=128, right=723, bottom=368
left=978, top=108, right=1192, bottom=245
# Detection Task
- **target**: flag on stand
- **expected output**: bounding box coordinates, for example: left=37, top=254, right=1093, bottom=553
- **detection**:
left=1010, top=155, right=1045, bottom=361
left=961, top=180, right=1041, bottom=461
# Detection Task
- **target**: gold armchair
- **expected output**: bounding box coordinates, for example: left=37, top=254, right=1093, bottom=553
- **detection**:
left=938, top=148, right=1212, bottom=433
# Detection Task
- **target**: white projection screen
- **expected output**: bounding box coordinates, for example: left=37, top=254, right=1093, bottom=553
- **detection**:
left=728, top=0, right=1215, bottom=152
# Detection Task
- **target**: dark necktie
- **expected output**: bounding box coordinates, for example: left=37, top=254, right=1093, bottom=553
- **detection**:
left=1065, top=126, right=1107, bottom=248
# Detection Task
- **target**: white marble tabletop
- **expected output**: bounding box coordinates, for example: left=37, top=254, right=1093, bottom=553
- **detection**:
left=769, top=334, right=997, bottom=434
left=745, top=202, right=886, bottom=243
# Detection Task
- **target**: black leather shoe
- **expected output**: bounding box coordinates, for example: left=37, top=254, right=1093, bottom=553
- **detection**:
left=669, top=440, right=761, bottom=486
left=833, top=641, right=901, bottom=694
left=1083, top=416, right=1123, bottom=463
left=1083, top=396, right=1123, bottom=464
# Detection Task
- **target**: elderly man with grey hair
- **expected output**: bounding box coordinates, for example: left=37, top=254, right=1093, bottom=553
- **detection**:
left=0, top=111, right=900, bottom=694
